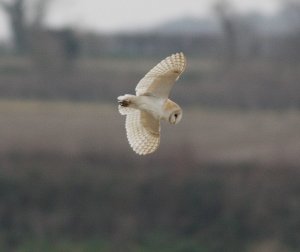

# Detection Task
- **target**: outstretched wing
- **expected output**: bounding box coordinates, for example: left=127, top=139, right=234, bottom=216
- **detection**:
left=135, top=52, right=186, bottom=99
left=125, top=110, right=160, bottom=155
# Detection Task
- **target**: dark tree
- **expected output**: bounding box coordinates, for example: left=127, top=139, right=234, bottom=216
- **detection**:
left=214, top=0, right=238, bottom=64
left=0, top=0, right=28, bottom=54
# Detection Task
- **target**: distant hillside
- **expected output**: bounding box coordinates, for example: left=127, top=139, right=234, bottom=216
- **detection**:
left=151, top=16, right=221, bottom=35
left=148, top=13, right=290, bottom=36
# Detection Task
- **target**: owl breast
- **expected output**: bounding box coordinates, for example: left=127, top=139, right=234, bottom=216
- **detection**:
left=135, top=95, right=166, bottom=119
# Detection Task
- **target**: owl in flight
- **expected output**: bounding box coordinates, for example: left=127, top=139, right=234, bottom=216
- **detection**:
left=118, top=52, right=186, bottom=155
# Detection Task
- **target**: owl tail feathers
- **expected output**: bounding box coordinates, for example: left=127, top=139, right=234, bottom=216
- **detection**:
left=118, top=94, right=137, bottom=115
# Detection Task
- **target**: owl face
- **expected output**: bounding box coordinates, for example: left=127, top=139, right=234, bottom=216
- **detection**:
left=169, top=109, right=182, bottom=125
left=164, top=99, right=182, bottom=125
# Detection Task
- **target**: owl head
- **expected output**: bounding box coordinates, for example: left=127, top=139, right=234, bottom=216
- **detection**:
left=163, top=99, right=182, bottom=125
left=169, top=109, right=182, bottom=124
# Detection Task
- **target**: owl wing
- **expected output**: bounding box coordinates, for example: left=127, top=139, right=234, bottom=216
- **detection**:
left=135, top=52, right=186, bottom=99
left=125, top=109, right=160, bottom=155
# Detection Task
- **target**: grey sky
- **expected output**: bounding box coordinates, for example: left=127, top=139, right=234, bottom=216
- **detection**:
left=0, top=0, right=280, bottom=41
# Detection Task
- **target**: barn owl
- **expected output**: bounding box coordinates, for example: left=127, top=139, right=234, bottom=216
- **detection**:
left=118, top=52, right=186, bottom=155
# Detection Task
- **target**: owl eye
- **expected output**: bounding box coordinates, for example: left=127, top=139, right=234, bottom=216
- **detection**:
left=170, top=112, right=181, bottom=125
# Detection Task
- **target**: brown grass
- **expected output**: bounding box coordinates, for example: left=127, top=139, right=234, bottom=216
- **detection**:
left=0, top=99, right=299, bottom=165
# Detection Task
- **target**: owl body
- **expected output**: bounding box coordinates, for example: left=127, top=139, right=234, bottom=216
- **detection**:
left=118, top=52, right=186, bottom=155
left=118, top=94, right=178, bottom=121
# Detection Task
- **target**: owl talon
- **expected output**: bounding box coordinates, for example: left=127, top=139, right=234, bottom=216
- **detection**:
left=118, top=99, right=130, bottom=107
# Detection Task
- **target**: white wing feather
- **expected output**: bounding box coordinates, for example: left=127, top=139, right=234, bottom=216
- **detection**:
left=135, top=52, right=186, bottom=99
left=118, top=105, right=136, bottom=115
left=125, top=110, right=160, bottom=155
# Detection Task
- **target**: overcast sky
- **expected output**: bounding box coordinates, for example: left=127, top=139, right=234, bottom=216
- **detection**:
left=0, top=0, right=280, bottom=41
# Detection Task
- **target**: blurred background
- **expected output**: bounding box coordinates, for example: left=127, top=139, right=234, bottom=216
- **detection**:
left=0, top=0, right=300, bottom=251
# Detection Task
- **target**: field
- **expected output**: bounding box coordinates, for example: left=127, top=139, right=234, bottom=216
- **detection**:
left=0, top=99, right=299, bottom=164
left=2, top=2, right=300, bottom=249
left=0, top=99, right=299, bottom=251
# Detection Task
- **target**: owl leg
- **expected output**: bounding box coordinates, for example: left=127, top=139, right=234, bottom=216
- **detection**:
left=118, top=99, right=130, bottom=107
left=117, top=94, right=135, bottom=107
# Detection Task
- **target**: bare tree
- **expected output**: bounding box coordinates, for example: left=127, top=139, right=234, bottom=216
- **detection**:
left=0, top=0, right=53, bottom=54
left=280, top=0, right=300, bottom=63
left=214, top=0, right=238, bottom=65
left=0, top=0, right=28, bottom=54
left=31, top=0, right=52, bottom=28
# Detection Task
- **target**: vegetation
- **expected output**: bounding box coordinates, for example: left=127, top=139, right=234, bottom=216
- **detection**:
left=0, top=57, right=300, bottom=109
left=0, top=101, right=299, bottom=251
